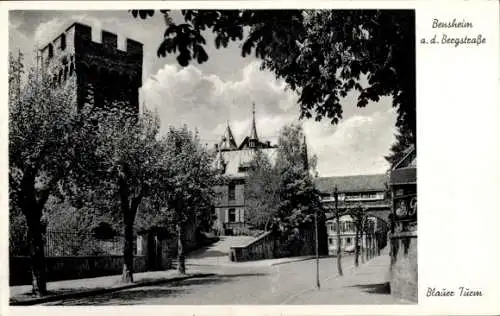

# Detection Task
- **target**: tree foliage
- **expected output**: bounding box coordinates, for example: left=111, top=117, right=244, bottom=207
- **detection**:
left=64, top=107, right=167, bottom=283
left=244, top=149, right=280, bottom=230
left=130, top=9, right=416, bottom=142
left=245, top=124, right=321, bottom=231
left=384, top=127, right=414, bottom=168
left=156, top=125, right=220, bottom=273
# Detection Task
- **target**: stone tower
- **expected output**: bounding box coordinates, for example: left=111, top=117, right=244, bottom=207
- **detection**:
left=40, top=22, right=143, bottom=115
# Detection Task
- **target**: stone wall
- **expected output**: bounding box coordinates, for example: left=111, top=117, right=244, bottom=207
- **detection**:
left=390, top=235, right=418, bottom=302
left=10, top=255, right=147, bottom=286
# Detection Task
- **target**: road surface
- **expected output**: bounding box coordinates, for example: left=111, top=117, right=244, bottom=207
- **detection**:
left=44, top=253, right=403, bottom=305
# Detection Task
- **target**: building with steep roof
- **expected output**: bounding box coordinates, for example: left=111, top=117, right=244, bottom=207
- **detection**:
left=212, top=105, right=307, bottom=235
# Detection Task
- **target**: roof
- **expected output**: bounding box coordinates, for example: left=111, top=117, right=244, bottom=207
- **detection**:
left=315, top=173, right=388, bottom=193
left=215, top=148, right=278, bottom=178
left=389, top=167, right=416, bottom=185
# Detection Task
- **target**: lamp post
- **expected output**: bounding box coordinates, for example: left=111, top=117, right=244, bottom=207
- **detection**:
left=334, top=186, right=343, bottom=276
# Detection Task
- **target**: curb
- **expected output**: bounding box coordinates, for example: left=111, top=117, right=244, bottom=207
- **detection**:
left=271, top=255, right=334, bottom=266
left=10, top=273, right=214, bottom=306
left=271, top=256, right=315, bottom=266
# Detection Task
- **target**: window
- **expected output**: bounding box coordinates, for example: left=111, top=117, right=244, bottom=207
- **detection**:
left=228, top=209, right=236, bottom=222
left=345, top=192, right=384, bottom=201
left=228, top=183, right=236, bottom=201
left=60, top=34, right=66, bottom=51
left=346, top=237, right=352, bottom=245
left=328, top=238, right=333, bottom=245
left=58, top=69, right=63, bottom=85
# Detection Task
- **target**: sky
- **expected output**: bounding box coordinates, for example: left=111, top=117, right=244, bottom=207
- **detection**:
left=8, top=10, right=398, bottom=177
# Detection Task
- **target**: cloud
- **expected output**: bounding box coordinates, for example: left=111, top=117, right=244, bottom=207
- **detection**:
left=33, top=14, right=125, bottom=48
left=142, top=61, right=397, bottom=176
left=304, top=107, right=397, bottom=176
left=141, top=61, right=300, bottom=142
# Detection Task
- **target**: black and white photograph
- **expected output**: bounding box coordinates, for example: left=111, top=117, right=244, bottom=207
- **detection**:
left=2, top=1, right=499, bottom=314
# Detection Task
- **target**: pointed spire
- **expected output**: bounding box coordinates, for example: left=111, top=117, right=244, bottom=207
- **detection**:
left=220, top=121, right=238, bottom=150
left=250, top=102, right=258, bottom=141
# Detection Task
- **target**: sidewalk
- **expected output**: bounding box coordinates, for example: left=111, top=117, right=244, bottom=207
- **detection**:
left=10, top=269, right=212, bottom=306
left=284, top=252, right=415, bottom=305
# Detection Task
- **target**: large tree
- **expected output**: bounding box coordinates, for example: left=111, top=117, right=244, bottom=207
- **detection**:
left=274, top=124, right=320, bottom=225
left=160, top=126, right=220, bottom=274
left=131, top=9, right=416, bottom=144
left=66, top=108, right=167, bottom=283
left=244, top=124, right=324, bottom=255
left=244, top=149, right=280, bottom=231
left=9, top=67, right=93, bottom=295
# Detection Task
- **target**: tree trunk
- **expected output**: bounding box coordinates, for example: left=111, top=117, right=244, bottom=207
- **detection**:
left=376, top=233, right=380, bottom=256
left=176, top=223, right=186, bottom=274
left=361, top=231, right=365, bottom=264
left=121, top=218, right=134, bottom=283
left=119, top=177, right=140, bottom=284
left=335, top=214, right=343, bottom=276
left=26, top=215, right=47, bottom=296
left=368, top=234, right=373, bottom=260
left=354, top=225, right=359, bottom=267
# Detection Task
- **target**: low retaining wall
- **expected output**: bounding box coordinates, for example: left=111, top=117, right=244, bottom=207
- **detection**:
left=229, top=228, right=321, bottom=262
left=229, top=231, right=274, bottom=262
left=10, top=255, right=147, bottom=286
left=390, top=234, right=417, bottom=302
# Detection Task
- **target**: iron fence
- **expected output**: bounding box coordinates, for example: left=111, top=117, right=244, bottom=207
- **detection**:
left=10, top=229, right=137, bottom=257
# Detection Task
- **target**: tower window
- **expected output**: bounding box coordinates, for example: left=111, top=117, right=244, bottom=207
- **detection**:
left=60, top=34, right=66, bottom=51
left=48, top=44, right=54, bottom=59
left=69, top=61, right=75, bottom=76
left=63, top=64, right=68, bottom=81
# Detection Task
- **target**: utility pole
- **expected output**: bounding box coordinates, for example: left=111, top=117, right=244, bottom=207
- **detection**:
left=315, top=207, right=320, bottom=289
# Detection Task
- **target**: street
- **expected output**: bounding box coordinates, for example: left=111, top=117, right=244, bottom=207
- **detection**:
left=44, top=252, right=407, bottom=305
